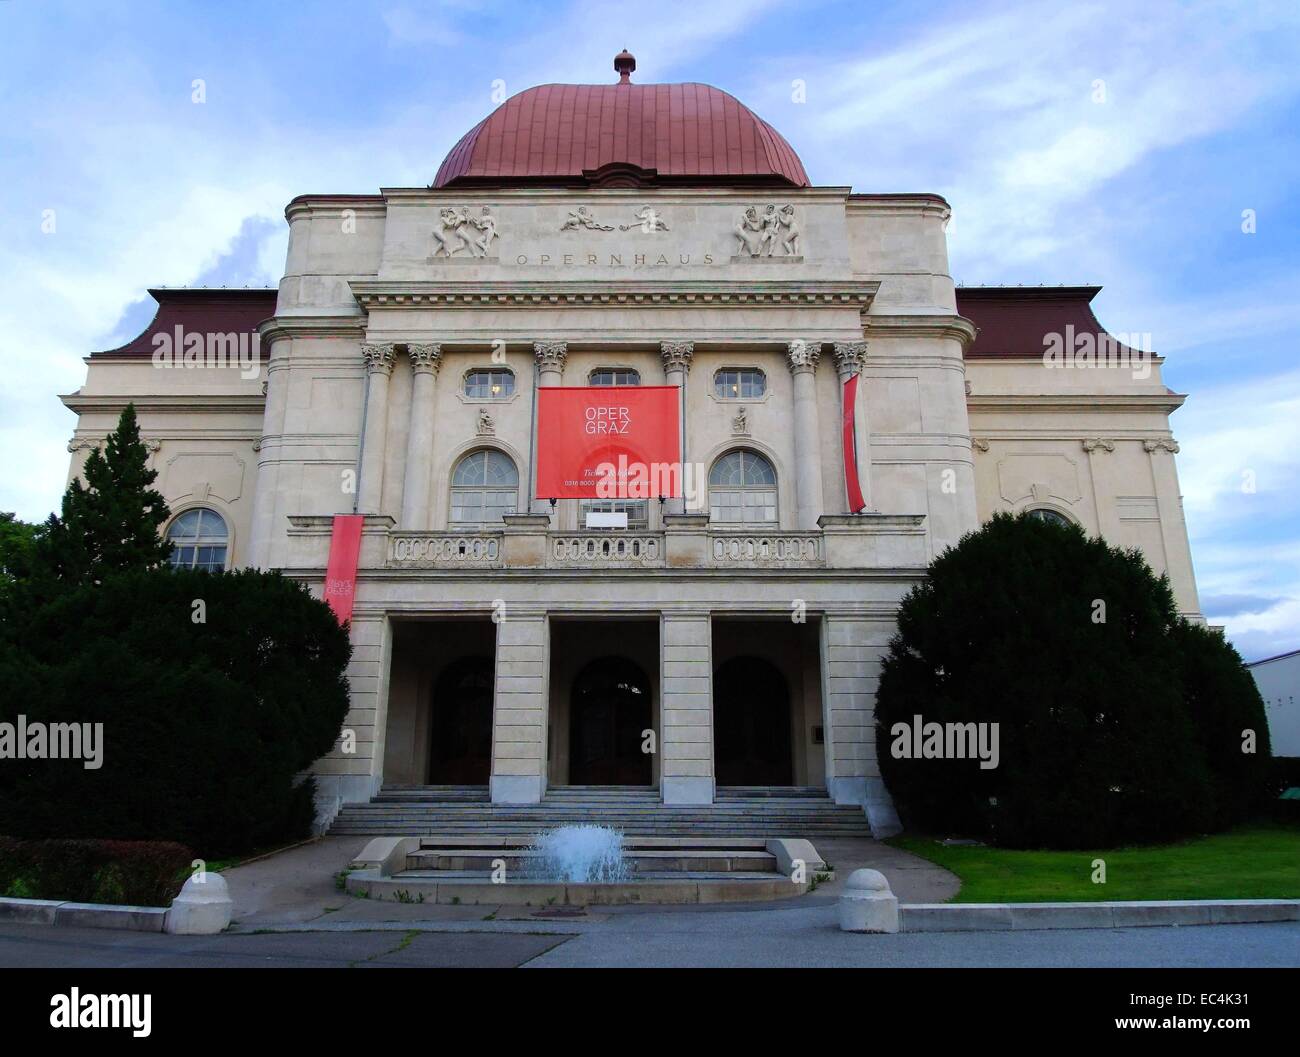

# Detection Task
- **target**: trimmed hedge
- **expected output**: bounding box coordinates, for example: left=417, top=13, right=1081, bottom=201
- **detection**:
left=0, top=837, right=193, bottom=907
left=875, top=511, right=1253, bottom=849
left=0, top=567, right=350, bottom=853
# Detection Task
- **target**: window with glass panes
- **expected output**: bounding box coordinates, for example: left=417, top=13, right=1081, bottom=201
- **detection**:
left=708, top=450, right=777, bottom=525
left=579, top=498, right=650, bottom=530
left=167, top=508, right=229, bottom=571
left=463, top=369, right=515, bottom=399
left=588, top=368, right=640, bottom=386
left=713, top=368, right=766, bottom=400
left=450, top=449, right=518, bottom=524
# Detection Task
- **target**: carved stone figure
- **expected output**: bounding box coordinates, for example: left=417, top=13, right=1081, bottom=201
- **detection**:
left=430, top=207, right=478, bottom=257
left=561, top=206, right=614, bottom=232
left=734, top=204, right=801, bottom=257
left=777, top=204, right=800, bottom=256
left=733, top=206, right=763, bottom=255
left=620, top=206, right=669, bottom=232
left=477, top=408, right=495, bottom=435
left=759, top=204, right=781, bottom=256
left=732, top=405, right=749, bottom=435
left=468, top=207, right=499, bottom=255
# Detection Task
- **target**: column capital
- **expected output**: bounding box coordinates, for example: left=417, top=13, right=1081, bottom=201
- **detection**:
left=408, top=342, right=442, bottom=375
left=660, top=340, right=695, bottom=373
left=533, top=341, right=568, bottom=371
left=832, top=340, right=868, bottom=378
left=786, top=339, right=822, bottom=375
left=361, top=342, right=396, bottom=376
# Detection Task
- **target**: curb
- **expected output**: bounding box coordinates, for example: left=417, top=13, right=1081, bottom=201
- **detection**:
left=0, top=897, right=168, bottom=932
left=898, top=899, right=1300, bottom=933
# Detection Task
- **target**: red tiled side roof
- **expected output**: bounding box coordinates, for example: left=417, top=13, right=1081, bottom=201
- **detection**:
left=434, top=83, right=809, bottom=188
left=92, top=289, right=277, bottom=359
left=956, top=286, right=1146, bottom=359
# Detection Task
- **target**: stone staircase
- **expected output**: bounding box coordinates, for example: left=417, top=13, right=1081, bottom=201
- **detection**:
left=329, top=784, right=873, bottom=839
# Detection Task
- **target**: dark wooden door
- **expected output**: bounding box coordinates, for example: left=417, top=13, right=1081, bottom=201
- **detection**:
left=569, top=657, right=652, bottom=785
left=428, top=656, right=493, bottom=784
left=714, top=656, right=793, bottom=786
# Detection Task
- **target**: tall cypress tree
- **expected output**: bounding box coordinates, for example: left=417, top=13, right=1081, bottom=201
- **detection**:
left=37, top=404, right=172, bottom=584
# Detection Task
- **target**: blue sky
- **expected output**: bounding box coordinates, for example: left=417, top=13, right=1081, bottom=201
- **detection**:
left=2, top=0, right=1298, bottom=659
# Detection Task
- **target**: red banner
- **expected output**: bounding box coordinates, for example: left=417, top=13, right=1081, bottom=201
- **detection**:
left=323, top=514, right=364, bottom=626
left=536, top=386, right=682, bottom=499
left=842, top=374, right=867, bottom=513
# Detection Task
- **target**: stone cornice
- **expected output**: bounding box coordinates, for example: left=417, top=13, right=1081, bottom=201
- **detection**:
left=379, top=186, right=858, bottom=202
left=349, top=279, right=880, bottom=311
left=258, top=315, right=367, bottom=343
left=864, top=313, right=978, bottom=346
left=59, top=393, right=265, bottom=415
left=967, top=393, right=1187, bottom=415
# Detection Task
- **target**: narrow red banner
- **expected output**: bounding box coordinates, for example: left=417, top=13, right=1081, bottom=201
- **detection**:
left=842, top=374, right=867, bottom=513
left=536, top=385, right=682, bottom=499
left=323, top=514, right=364, bottom=626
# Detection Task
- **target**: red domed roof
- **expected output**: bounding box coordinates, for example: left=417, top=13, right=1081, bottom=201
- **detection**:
left=434, top=78, right=809, bottom=190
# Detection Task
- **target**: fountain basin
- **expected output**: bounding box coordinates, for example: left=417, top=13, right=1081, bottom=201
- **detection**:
left=346, top=834, right=827, bottom=906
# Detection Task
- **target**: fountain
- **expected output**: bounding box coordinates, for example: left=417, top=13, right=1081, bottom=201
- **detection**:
left=346, top=830, right=828, bottom=905
left=526, top=825, right=629, bottom=883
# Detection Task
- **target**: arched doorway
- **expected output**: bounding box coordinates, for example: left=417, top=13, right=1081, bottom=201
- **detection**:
left=428, top=656, right=494, bottom=784
left=714, top=656, right=793, bottom=786
left=569, top=656, right=652, bottom=785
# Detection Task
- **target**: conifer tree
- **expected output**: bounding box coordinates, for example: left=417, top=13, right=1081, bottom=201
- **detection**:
left=37, top=404, right=172, bottom=583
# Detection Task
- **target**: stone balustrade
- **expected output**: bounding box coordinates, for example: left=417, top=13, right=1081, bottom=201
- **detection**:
left=390, top=532, right=500, bottom=567
left=288, top=512, right=928, bottom=573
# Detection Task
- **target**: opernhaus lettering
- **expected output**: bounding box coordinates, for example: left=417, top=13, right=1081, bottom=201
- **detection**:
left=0, top=715, right=104, bottom=769
left=514, top=252, right=716, bottom=267
left=50, top=988, right=151, bottom=1037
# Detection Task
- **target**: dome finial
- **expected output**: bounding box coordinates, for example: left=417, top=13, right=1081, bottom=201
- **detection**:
left=614, top=49, right=636, bottom=84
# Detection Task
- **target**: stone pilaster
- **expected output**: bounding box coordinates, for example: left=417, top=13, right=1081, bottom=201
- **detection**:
left=660, top=341, right=693, bottom=515
left=490, top=612, right=550, bottom=803
left=249, top=337, right=290, bottom=567
left=531, top=342, right=567, bottom=513
left=400, top=343, right=442, bottom=529
left=820, top=613, right=900, bottom=837
left=833, top=340, right=870, bottom=513
left=659, top=612, right=714, bottom=804
left=787, top=339, right=824, bottom=530
left=358, top=342, right=396, bottom=515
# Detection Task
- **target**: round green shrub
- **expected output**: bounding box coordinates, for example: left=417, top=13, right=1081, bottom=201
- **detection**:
left=876, top=511, right=1215, bottom=848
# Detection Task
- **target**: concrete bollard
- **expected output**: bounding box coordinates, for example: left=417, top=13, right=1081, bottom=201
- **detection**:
left=838, top=868, right=899, bottom=933
left=165, top=872, right=233, bottom=935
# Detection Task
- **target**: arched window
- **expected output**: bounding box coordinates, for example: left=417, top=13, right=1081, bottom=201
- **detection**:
left=450, top=449, right=518, bottom=524
left=709, top=450, right=778, bottom=525
left=167, top=508, right=228, bottom=571
left=714, top=368, right=766, bottom=400
left=589, top=368, right=640, bottom=386
left=1026, top=507, right=1073, bottom=528
left=464, top=368, right=514, bottom=399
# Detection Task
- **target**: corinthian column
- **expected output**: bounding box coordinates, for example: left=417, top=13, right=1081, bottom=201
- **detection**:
left=660, top=341, right=693, bottom=514
left=401, top=343, right=442, bottom=528
left=833, top=340, right=870, bottom=512
left=531, top=342, right=567, bottom=513
left=787, top=339, right=824, bottom=530
left=357, top=342, right=395, bottom=514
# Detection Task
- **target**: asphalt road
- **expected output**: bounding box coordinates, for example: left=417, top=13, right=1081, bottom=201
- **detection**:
left=0, top=914, right=1296, bottom=968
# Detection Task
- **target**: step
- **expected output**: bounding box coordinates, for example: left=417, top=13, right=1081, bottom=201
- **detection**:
left=405, top=848, right=779, bottom=873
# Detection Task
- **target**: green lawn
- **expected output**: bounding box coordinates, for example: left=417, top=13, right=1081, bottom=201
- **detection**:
left=889, top=823, right=1300, bottom=903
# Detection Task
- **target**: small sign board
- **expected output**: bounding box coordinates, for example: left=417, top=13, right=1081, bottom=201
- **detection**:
left=585, top=511, right=629, bottom=529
